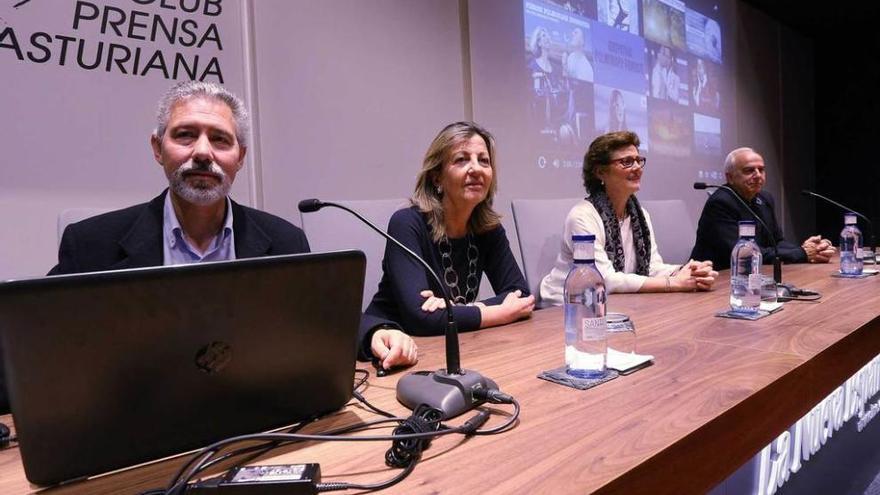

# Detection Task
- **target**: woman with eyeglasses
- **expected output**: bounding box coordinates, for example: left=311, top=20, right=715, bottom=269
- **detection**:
left=540, top=131, right=718, bottom=303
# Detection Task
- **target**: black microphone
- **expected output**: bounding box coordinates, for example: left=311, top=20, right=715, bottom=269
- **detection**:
left=297, top=198, right=498, bottom=419
left=693, top=183, right=790, bottom=294
left=297, top=198, right=323, bottom=213
left=802, top=190, right=875, bottom=264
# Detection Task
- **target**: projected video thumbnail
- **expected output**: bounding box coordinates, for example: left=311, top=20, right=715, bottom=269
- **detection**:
left=686, top=7, right=722, bottom=63
left=597, top=0, right=640, bottom=35
left=693, top=112, right=721, bottom=155
left=594, top=84, right=649, bottom=146
left=647, top=42, right=689, bottom=106
left=648, top=98, right=692, bottom=157
left=523, top=0, right=725, bottom=168
left=690, top=57, right=720, bottom=113
left=524, top=1, right=597, bottom=150
left=592, top=20, right=647, bottom=94
left=642, top=0, right=686, bottom=52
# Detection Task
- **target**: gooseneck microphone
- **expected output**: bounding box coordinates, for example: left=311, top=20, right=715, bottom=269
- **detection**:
left=802, top=190, right=875, bottom=263
left=298, top=199, right=459, bottom=372
left=297, top=199, right=498, bottom=419
left=693, top=182, right=785, bottom=287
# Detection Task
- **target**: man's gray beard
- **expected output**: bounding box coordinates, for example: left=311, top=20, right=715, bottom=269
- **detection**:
left=169, top=160, right=231, bottom=206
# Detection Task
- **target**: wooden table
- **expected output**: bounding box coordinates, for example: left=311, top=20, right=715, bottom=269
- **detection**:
left=1, top=263, right=878, bottom=494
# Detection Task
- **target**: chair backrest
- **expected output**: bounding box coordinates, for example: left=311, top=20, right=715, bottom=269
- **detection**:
left=58, top=208, right=113, bottom=247
left=511, top=198, right=582, bottom=302
left=639, top=199, right=696, bottom=265
left=300, top=199, right=409, bottom=310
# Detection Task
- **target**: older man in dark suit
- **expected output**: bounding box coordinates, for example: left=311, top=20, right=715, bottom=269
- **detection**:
left=691, top=147, right=835, bottom=270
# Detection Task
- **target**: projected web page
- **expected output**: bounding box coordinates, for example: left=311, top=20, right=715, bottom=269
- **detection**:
left=522, top=0, right=728, bottom=183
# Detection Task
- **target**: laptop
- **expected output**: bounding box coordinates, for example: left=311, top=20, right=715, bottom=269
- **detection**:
left=0, top=250, right=365, bottom=486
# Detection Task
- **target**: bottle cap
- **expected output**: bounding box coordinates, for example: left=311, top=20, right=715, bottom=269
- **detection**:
left=572, top=234, right=596, bottom=242
left=738, top=220, right=756, bottom=238
left=845, top=212, right=858, bottom=225
left=572, top=234, right=595, bottom=262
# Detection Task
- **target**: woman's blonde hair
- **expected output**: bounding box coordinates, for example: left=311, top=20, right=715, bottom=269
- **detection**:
left=529, top=26, right=549, bottom=56
left=411, top=122, right=501, bottom=242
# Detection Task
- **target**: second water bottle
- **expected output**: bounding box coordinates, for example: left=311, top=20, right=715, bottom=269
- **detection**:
left=730, top=221, right=762, bottom=313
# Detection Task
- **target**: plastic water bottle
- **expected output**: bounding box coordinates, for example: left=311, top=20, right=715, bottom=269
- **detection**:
left=840, top=212, right=863, bottom=275
left=730, top=221, right=762, bottom=313
left=564, top=234, right=607, bottom=378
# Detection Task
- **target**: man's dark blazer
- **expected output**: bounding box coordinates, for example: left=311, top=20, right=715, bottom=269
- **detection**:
left=48, top=190, right=310, bottom=275
left=0, top=191, right=309, bottom=414
left=690, top=185, right=806, bottom=270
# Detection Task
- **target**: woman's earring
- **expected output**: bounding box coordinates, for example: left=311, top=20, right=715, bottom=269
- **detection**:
left=436, top=184, right=443, bottom=195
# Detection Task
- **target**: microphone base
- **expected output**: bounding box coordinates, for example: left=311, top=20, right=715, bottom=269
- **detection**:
left=777, top=283, right=820, bottom=299
left=777, top=283, right=795, bottom=298
left=396, top=368, right=498, bottom=420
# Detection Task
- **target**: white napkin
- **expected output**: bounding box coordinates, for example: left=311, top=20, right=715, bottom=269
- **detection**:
left=759, top=300, right=784, bottom=313
left=606, top=348, right=653, bottom=373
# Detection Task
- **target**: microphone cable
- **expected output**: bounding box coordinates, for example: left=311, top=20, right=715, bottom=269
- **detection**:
left=198, top=369, right=389, bottom=480
left=348, top=368, right=398, bottom=418
left=352, top=389, right=397, bottom=419
left=140, top=384, right=520, bottom=495
left=777, top=288, right=822, bottom=302
left=384, top=404, right=443, bottom=468
left=354, top=368, right=369, bottom=391
left=138, top=370, right=397, bottom=495
left=171, top=370, right=405, bottom=493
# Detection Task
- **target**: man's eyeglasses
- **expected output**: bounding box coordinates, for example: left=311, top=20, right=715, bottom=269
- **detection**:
left=609, top=156, right=647, bottom=169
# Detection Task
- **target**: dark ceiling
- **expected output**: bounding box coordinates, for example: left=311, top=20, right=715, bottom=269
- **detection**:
left=741, top=1, right=880, bottom=36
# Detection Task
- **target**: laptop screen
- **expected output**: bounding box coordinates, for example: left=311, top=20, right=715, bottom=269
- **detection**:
left=0, top=250, right=365, bottom=486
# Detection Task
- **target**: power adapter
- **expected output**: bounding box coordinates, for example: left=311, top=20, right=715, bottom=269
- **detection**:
left=188, top=463, right=321, bottom=495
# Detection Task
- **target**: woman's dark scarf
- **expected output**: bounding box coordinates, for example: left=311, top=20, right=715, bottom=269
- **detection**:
left=587, top=188, right=651, bottom=275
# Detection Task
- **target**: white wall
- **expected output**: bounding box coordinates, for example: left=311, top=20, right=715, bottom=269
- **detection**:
left=252, top=0, right=467, bottom=222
